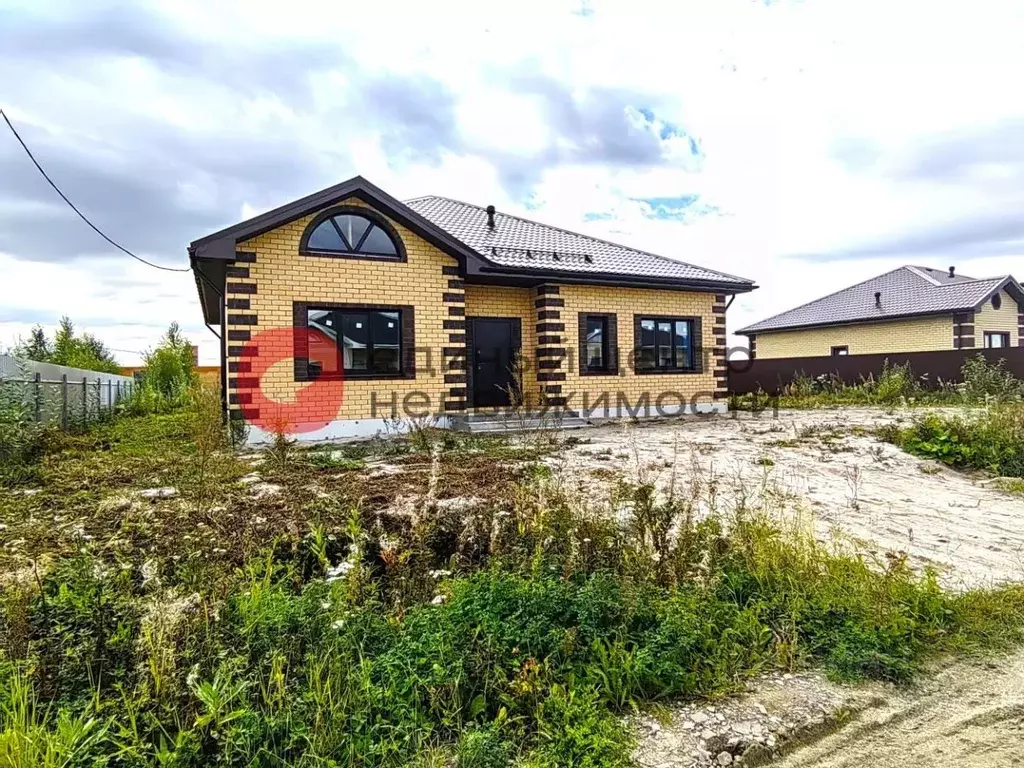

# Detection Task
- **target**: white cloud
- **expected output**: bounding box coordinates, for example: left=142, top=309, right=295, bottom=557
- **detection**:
left=1, top=0, right=1022, bottom=361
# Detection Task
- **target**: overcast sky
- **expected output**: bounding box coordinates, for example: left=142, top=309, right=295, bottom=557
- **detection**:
left=2, top=0, right=1022, bottom=365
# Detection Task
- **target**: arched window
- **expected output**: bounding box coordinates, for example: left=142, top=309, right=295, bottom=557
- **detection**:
left=299, top=207, right=405, bottom=261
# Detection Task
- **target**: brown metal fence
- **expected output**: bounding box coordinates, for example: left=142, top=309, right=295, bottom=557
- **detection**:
left=727, top=347, right=1024, bottom=396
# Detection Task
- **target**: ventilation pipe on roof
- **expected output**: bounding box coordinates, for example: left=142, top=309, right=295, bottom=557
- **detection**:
left=486, top=205, right=496, bottom=229
left=949, top=266, right=955, bottom=278
left=874, top=291, right=882, bottom=308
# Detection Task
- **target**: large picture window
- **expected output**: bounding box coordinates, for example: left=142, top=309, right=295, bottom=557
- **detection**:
left=299, top=304, right=411, bottom=380
left=635, top=316, right=698, bottom=372
left=299, top=207, right=405, bottom=261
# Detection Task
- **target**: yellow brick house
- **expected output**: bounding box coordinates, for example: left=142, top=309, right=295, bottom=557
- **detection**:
left=739, top=265, right=1024, bottom=360
left=189, top=177, right=755, bottom=441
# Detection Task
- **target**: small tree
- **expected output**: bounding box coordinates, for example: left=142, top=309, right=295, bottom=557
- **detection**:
left=13, top=326, right=52, bottom=362
left=142, top=323, right=196, bottom=400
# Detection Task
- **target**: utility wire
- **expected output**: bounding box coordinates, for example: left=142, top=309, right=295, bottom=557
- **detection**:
left=0, top=109, right=192, bottom=273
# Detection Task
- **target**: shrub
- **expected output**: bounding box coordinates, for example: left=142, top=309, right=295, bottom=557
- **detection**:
left=457, top=722, right=514, bottom=768
left=29, top=555, right=142, bottom=700
left=0, top=377, right=51, bottom=485
left=885, top=404, right=1024, bottom=477
left=0, top=381, right=46, bottom=464
left=960, top=354, right=1022, bottom=402
left=122, top=323, right=198, bottom=416
left=527, top=684, right=632, bottom=768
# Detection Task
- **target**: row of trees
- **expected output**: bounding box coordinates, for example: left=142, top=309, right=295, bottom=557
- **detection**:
left=13, top=317, right=121, bottom=374
left=12, top=318, right=197, bottom=394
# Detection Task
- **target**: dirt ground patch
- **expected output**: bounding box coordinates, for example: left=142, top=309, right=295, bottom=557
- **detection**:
left=633, top=649, right=1024, bottom=768
left=560, top=407, right=1024, bottom=589
left=773, top=648, right=1024, bottom=768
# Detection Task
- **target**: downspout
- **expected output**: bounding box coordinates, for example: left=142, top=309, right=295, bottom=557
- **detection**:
left=190, top=253, right=229, bottom=422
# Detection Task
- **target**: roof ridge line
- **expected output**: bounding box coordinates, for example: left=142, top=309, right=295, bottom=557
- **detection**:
left=904, top=265, right=942, bottom=286
left=738, top=265, right=908, bottom=333
left=406, top=195, right=753, bottom=285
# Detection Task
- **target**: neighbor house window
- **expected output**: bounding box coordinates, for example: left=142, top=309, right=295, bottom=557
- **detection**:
left=303, top=306, right=405, bottom=378
left=984, top=331, right=1010, bottom=349
left=299, top=208, right=404, bottom=261
left=831, top=346, right=849, bottom=356
left=578, top=313, right=617, bottom=374
left=635, top=316, right=697, bottom=372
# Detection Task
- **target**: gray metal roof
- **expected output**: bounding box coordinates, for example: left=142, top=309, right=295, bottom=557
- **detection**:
left=405, top=195, right=754, bottom=286
left=737, top=266, right=1020, bottom=335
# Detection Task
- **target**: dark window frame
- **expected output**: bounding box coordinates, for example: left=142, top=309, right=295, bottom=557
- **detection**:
left=831, top=345, right=849, bottom=356
left=992, top=293, right=1002, bottom=310
left=632, top=315, right=702, bottom=374
left=298, top=205, right=408, bottom=262
left=983, top=331, right=1010, bottom=349
left=578, top=312, right=618, bottom=375
left=293, top=302, right=416, bottom=381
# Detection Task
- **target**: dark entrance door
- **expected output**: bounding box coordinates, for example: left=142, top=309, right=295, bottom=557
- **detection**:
left=469, top=317, right=521, bottom=407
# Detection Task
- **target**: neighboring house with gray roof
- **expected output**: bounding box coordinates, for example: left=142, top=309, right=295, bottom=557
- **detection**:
left=738, top=265, right=1024, bottom=359
left=189, top=176, right=756, bottom=438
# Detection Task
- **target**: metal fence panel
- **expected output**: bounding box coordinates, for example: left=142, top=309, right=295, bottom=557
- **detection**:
left=0, top=354, right=136, bottom=429
left=727, top=347, right=1024, bottom=395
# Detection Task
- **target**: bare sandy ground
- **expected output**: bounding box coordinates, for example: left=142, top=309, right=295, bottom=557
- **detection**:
left=558, top=407, right=1024, bottom=589
left=772, top=649, right=1024, bottom=768
left=632, top=649, right=1024, bottom=768
left=564, top=407, right=1024, bottom=767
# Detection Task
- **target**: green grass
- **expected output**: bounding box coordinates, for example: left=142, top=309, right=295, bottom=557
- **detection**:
left=2, top=408, right=1024, bottom=766
left=880, top=404, right=1024, bottom=477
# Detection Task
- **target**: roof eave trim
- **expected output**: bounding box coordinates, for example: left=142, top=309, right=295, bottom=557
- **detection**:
left=736, top=307, right=970, bottom=336
left=475, top=264, right=756, bottom=293
left=971, top=275, right=1024, bottom=311
left=188, top=176, right=495, bottom=271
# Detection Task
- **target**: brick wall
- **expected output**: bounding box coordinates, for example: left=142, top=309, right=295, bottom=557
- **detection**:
left=753, top=314, right=954, bottom=359
left=224, top=196, right=459, bottom=424
left=221, top=195, right=727, bottom=424
left=558, top=284, right=721, bottom=411
left=974, top=289, right=1020, bottom=347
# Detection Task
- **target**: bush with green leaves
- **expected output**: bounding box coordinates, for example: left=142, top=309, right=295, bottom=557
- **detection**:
left=882, top=403, right=1024, bottom=477
left=121, top=322, right=198, bottom=415
left=0, top=378, right=50, bottom=484
left=959, top=353, right=1023, bottom=402
left=27, top=554, right=142, bottom=701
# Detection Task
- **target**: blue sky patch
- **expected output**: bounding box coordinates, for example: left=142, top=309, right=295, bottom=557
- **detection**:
left=634, top=106, right=701, bottom=156
left=633, top=195, right=717, bottom=220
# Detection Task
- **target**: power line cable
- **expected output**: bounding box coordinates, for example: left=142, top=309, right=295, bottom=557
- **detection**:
left=0, top=109, right=192, bottom=273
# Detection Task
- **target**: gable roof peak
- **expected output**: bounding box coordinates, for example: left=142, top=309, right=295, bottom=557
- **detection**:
left=737, top=265, right=1023, bottom=335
